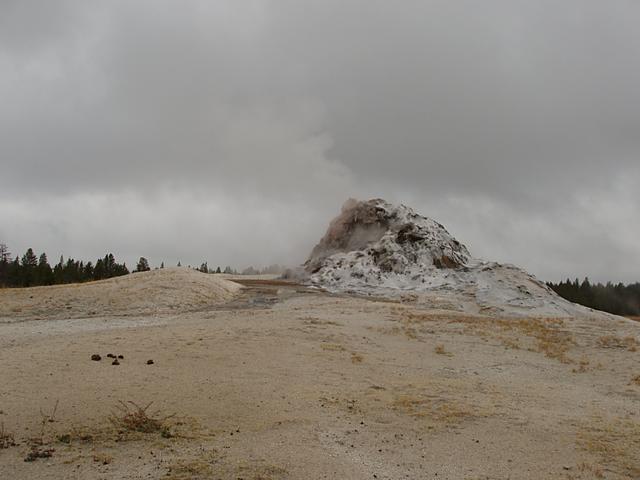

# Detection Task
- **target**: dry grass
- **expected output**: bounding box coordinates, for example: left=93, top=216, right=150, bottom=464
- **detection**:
left=402, top=326, right=419, bottom=340
left=109, top=401, right=172, bottom=434
left=165, top=449, right=218, bottom=480
left=396, top=311, right=576, bottom=363
left=24, top=446, right=55, bottom=462
left=575, top=462, right=604, bottom=479
left=576, top=415, right=640, bottom=478
left=358, top=377, right=495, bottom=431
left=350, top=352, right=363, bottom=363
left=392, top=393, right=478, bottom=429
left=434, top=344, right=447, bottom=355
left=165, top=451, right=287, bottom=480
left=52, top=410, right=203, bottom=447
left=0, top=422, right=16, bottom=449
left=302, top=317, right=342, bottom=326
left=320, top=343, right=346, bottom=352
left=92, top=452, right=113, bottom=465
left=29, top=399, right=59, bottom=446
left=596, top=335, right=638, bottom=351
left=235, top=463, right=288, bottom=480
left=319, top=395, right=363, bottom=415
left=572, top=358, right=590, bottom=374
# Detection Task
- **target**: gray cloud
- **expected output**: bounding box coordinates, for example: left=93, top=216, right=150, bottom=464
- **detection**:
left=1, top=1, right=639, bottom=281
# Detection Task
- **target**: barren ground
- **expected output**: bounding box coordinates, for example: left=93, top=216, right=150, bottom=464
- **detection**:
left=0, top=270, right=639, bottom=479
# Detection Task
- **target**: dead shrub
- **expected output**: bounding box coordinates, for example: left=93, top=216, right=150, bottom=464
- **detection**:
left=24, top=446, right=55, bottom=462
left=0, top=422, right=16, bottom=449
left=109, top=401, right=172, bottom=434
left=30, top=399, right=59, bottom=446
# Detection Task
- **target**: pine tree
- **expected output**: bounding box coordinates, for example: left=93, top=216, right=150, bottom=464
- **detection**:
left=84, top=261, right=94, bottom=280
left=21, top=248, right=38, bottom=287
left=0, top=243, right=10, bottom=263
left=136, top=257, right=150, bottom=272
left=105, top=254, right=116, bottom=278
left=8, top=258, right=20, bottom=287
left=37, top=253, right=54, bottom=285
left=0, top=243, right=10, bottom=286
left=94, top=258, right=105, bottom=280
left=53, top=256, right=64, bottom=284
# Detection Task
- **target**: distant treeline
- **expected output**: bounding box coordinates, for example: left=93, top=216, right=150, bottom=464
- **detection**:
left=196, top=263, right=284, bottom=275
left=547, top=278, right=640, bottom=316
left=0, top=243, right=285, bottom=288
left=0, top=244, right=130, bottom=288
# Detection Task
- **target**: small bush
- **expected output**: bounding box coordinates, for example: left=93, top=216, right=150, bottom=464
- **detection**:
left=109, top=401, right=171, bottom=434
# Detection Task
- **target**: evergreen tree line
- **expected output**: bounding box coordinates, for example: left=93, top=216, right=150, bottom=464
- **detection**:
left=547, top=278, right=640, bottom=316
left=0, top=243, right=130, bottom=288
left=196, top=263, right=283, bottom=275
left=197, top=263, right=237, bottom=274
left=240, top=264, right=286, bottom=275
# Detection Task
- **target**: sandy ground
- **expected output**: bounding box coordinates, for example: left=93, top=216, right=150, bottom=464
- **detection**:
left=0, top=273, right=639, bottom=479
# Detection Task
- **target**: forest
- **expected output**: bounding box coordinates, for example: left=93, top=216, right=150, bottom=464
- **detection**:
left=0, top=243, right=242, bottom=288
left=547, top=278, right=640, bottom=317
left=0, top=244, right=131, bottom=288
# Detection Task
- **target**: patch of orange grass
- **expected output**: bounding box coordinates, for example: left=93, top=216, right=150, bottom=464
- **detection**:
left=392, top=394, right=477, bottom=428
left=577, top=415, right=640, bottom=478
left=398, top=311, right=576, bottom=363
left=596, top=335, right=638, bottom=351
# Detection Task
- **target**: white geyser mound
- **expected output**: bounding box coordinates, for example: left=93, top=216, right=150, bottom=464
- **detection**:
left=304, top=198, right=605, bottom=318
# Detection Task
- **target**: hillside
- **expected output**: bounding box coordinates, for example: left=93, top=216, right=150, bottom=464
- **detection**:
left=0, top=267, right=241, bottom=322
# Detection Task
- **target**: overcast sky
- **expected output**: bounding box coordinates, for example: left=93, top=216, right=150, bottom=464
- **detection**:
left=1, top=0, right=639, bottom=282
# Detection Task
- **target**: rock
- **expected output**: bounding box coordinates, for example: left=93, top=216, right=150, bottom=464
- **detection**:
left=91, top=354, right=101, bottom=361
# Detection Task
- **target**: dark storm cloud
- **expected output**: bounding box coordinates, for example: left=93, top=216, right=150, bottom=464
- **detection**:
left=1, top=1, right=639, bottom=281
